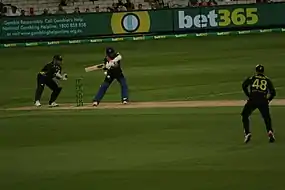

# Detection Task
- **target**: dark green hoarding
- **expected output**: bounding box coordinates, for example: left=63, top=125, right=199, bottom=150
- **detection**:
left=0, top=10, right=173, bottom=40
left=1, top=3, right=285, bottom=41
left=174, top=3, right=285, bottom=31
left=1, top=13, right=109, bottom=39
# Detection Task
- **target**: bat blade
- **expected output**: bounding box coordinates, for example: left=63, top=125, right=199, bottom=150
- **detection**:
left=85, top=64, right=104, bottom=72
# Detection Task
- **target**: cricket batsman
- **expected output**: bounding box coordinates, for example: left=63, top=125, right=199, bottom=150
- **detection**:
left=93, top=47, right=129, bottom=106
left=34, top=55, right=67, bottom=107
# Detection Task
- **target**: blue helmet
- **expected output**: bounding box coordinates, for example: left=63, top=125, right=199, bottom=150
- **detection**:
left=106, top=47, right=115, bottom=55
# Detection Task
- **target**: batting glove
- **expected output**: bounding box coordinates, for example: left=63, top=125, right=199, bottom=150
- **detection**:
left=106, top=61, right=115, bottom=69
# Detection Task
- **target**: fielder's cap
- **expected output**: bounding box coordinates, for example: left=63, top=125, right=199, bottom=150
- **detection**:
left=53, top=55, right=63, bottom=61
left=256, top=64, right=264, bottom=73
left=106, top=47, right=115, bottom=54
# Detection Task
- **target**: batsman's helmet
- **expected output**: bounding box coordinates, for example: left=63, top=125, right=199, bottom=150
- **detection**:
left=256, top=64, right=264, bottom=73
left=106, top=47, right=115, bottom=55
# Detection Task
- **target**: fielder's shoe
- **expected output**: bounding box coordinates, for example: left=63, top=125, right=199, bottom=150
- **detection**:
left=244, top=133, right=252, bottom=144
left=93, top=101, right=99, bottom=107
left=268, top=131, right=275, bottom=143
left=34, top=100, right=41, bottom=107
left=49, top=102, right=59, bottom=107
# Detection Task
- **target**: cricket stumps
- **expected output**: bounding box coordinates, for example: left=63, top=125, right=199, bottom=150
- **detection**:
left=76, top=78, right=83, bottom=106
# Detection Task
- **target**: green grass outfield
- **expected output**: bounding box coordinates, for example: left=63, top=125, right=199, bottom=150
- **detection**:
left=0, top=33, right=285, bottom=107
left=0, top=33, right=285, bottom=189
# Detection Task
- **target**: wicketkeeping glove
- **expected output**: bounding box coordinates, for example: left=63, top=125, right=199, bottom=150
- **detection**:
left=62, top=73, right=68, bottom=81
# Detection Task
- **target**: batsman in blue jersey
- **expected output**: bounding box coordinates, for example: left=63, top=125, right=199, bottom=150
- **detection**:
left=93, top=47, right=129, bottom=106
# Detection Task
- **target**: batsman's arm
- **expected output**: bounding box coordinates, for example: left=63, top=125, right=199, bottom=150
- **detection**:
left=106, top=53, right=122, bottom=62
left=113, top=53, right=122, bottom=62
left=107, top=53, right=122, bottom=68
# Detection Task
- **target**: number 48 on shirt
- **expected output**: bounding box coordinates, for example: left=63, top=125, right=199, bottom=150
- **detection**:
left=252, top=78, right=268, bottom=91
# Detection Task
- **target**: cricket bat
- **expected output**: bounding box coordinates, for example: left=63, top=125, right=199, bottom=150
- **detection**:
left=85, top=64, right=104, bottom=72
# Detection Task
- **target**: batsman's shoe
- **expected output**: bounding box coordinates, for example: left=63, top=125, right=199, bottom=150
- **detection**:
left=49, top=102, right=59, bottom=107
left=244, top=133, right=252, bottom=144
left=268, top=131, right=275, bottom=143
left=93, top=101, right=99, bottom=107
left=34, top=101, right=41, bottom=107
left=122, top=98, right=128, bottom=105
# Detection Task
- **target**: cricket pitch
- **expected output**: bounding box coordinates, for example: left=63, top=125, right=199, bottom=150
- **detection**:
left=5, top=99, right=285, bottom=111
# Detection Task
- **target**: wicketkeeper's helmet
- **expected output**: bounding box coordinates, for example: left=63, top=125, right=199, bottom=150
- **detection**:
left=53, top=55, right=63, bottom=61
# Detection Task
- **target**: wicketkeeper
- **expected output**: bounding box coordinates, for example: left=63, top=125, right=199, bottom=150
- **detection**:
left=34, top=55, right=67, bottom=107
left=93, top=47, right=129, bottom=106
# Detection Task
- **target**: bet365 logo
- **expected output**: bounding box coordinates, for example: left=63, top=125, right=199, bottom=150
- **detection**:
left=178, top=8, right=258, bottom=28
